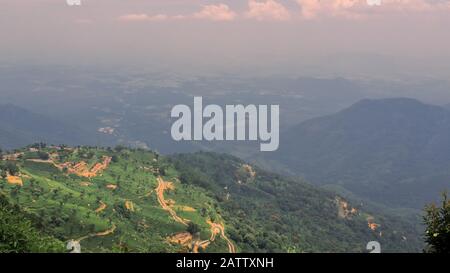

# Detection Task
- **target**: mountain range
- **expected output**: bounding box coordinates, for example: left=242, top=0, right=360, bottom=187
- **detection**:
left=270, top=98, right=450, bottom=209
left=1, top=97, right=449, bottom=252
left=2, top=98, right=448, bottom=210
left=0, top=104, right=104, bottom=150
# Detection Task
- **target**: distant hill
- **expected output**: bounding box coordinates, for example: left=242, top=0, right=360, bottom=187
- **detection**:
left=0, top=146, right=422, bottom=252
left=271, top=98, right=450, bottom=209
left=0, top=104, right=109, bottom=150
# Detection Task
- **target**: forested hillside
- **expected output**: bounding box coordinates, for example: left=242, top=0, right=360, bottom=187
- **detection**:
left=0, top=145, right=423, bottom=252
left=271, top=98, right=450, bottom=208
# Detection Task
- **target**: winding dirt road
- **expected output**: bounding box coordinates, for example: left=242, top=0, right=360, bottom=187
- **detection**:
left=208, top=220, right=236, bottom=253
left=192, top=221, right=236, bottom=253
left=156, top=176, right=236, bottom=253
left=95, top=201, right=107, bottom=213
left=155, top=177, right=189, bottom=226
left=75, top=224, right=116, bottom=243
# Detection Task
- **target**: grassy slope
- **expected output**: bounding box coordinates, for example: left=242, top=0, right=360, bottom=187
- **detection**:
left=0, top=146, right=424, bottom=253
left=1, top=146, right=226, bottom=253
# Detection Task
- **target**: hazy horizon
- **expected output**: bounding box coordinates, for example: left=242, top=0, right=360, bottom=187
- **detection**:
left=1, top=0, right=450, bottom=80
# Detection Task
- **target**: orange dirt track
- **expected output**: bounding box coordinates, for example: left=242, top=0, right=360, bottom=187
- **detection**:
left=155, top=177, right=189, bottom=226
left=156, top=176, right=236, bottom=253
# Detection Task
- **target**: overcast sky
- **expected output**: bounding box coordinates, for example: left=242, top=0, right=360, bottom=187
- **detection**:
left=1, top=0, right=450, bottom=79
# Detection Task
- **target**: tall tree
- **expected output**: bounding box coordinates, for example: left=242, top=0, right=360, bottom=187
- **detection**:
left=424, top=192, right=450, bottom=253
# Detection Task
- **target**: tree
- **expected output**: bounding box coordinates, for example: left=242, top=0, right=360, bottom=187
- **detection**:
left=111, top=155, right=119, bottom=163
left=187, top=222, right=200, bottom=236
left=7, top=162, right=19, bottom=176
left=1, top=161, right=19, bottom=176
left=37, top=151, right=49, bottom=160
left=200, top=207, right=207, bottom=217
left=0, top=195, right=64, bottom=253
left=114, top=145, right=126, bottom=152
left=1, top=170, right=7, bottom=179
left=424, top=192, right=450, bottom=253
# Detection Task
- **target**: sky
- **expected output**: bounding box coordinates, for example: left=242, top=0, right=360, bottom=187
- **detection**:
left=1, top=0, right=450, bottom=79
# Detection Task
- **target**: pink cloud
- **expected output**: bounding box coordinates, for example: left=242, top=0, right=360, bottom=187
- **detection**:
left=118, top=13, right=168, bottom=22
left=297, top=0, right=322, bottom=19
left=245, top=0, right=291, bottom=21
left=117, top=0, right=450, bottom=23
left=297, top=0, right=450, bottom=19
left=118, top=4, right=237, bottom=23
left=297, top=0, right=369, bottom=20
left=193, top=4, right=237, bottom=21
